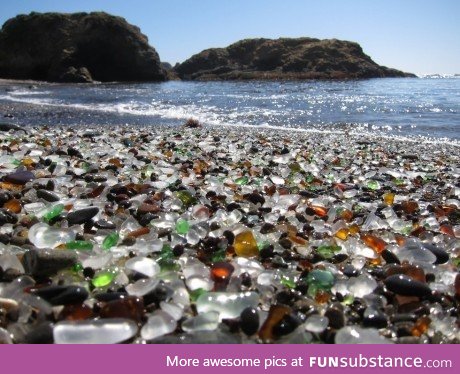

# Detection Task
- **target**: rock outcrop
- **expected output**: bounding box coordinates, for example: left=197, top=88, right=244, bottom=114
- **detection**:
left=175, top=38, right=415, bottom=80
left=160, top=61, right=179, bottom=80
left=0, top=12, right=167, bottom=83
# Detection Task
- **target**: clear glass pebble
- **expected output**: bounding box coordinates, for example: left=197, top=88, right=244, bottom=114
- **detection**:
left=141, top=311, right=176, bottom=341
left=125, top=256, right=160, bottom=277
left=305, top=315, right=329, bottom=333
left=347, top=274, right=378, bottom=298
left=335, top=326, right=393, bottom=344
left=126, top=278, right=160, bottom=296
left=196, top=291, right=259, bottom=320
left=28, top=222, right=76, bottom=249
left=181, top=311, right=220, bottom=332
left=54, top=318, right=138, bottom=344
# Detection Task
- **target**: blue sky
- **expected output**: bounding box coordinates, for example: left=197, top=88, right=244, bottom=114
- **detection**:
left=0, top=0, right=459, bottom=74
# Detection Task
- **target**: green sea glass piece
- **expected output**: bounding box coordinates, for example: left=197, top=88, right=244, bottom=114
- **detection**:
left=102, top=232, right=119, bottom=250
left=175, top=190, right=197, bottom=207
left=66, top=240, right=93, bottom=251
left=92, top=271, right=116, bottom=288
left=176, top=218, right=190, bottom=234
left=235, top=176, right=249, bottom=185
left=43, top=204, right=64, bottom=222
left=305, top=269, right=334, bottom=297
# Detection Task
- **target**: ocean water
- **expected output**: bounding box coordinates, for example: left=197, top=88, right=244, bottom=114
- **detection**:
left=0, top=77, right=459, bottom=141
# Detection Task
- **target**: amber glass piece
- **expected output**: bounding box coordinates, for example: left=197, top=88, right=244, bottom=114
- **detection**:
left=289, top=234, right=308, bottom=246
left=211, top=262, right=234, bottom=291
left=383, top=192, right=395, bottom=206
left=211, top=262, right=234, bottom=281
left=440, top=225, right=454, bottom=237
left=315, top=290, right=331, bottom=304
left=385, top=264, right=426, bottom=283
left=127, top=227, right=150, bottom=238
left=339, top=208, right=353, bottom=222
left=234, top=231, right=259, bottom=257
left=311, top=206, right=328, bottom=217
left=138, top=203, right=160, bottom=214
left=22, top=157, right=35, bottom=168
left=59, top=303, right=94, bottom=321
left=100, top=296, right=144, bottom=322
left=369, top=257, right=382, bottom=266
left=278, top=187, right=290, bottom=196
left=431, top=206, right=445, bottom=218
left=285, top=225, right=298, bottom=237
left=349, top=224, right=360, bottom=235
left=87, top=185, right=105, bottom=198
left=442, top=206, right=456, bottom=215
left=0, top=182, right=23, bottom=191
left=411, top=316, right=431, bottom=337
left=402, top=264, right=426, bottom=283
left=108, top=158, right=123, bottom=168
left=401, top=201, right=419, bottom=214
left=3, top=198, right=21, bottom=213
left=361, top=234, right=386, bottom=253
left=335, top=228, right=349, bottom=240
left=410, top=226, right=426, bottom=237
left=264, top=185, right=276, bottom=196
left=298, top=260, right=313, bottom=271
left=394, top=234, right=406, bottom=246
left=258, top=305, right=291, bottom=341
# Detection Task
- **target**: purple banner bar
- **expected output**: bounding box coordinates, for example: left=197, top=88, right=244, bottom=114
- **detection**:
left=1, top=345, right=457, bottom=374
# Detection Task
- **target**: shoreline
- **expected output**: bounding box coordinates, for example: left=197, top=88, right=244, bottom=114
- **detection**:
left=0, top=124, right=459, bottom=344
left=1, top=102, right=459, bottom=148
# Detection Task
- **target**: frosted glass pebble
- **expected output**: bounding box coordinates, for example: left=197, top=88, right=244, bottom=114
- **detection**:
left=126, top=278, right=160, bottom=297
left=271, top=176, right=284, bottom=185
left=181, top=311, right=219, bottom=332
left=160, top=301, right=184, bottom=321
left=335, top=326, right=392, bottom=344
left=125, top=256, right=160, bottom=277
left=348, top=274, right=378, bottom=298
left=171, top=286, right=190, bottom=307
left=54, top=318, right=137, bottom=344
left=0, top=327, right=13, bottom=344
left=186, top=229, right=201, bottom=245
left=141, top=311, right=176, bottom=341
left=185, top=275, right=213, bottom=291
left=196, top=292, right=259, bottom=320
left=0, top=254, right=24, bottom=273
left=28, top=222, right=76, bottom=249
left=150, top=239, right=164, bottom=252
left=305, top=315, right=329, bottom=333
left=81, top=253, right=113, bottom=269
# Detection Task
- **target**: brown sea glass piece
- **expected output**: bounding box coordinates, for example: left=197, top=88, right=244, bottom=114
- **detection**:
left=258, top=305, right=291, bottom=341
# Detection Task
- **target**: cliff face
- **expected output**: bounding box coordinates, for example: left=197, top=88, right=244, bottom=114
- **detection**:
left=0, top=12, right=167, bottom=83
left=175, top=38, right=415, bottom=80
left=0, top=14, right=414, bottom=83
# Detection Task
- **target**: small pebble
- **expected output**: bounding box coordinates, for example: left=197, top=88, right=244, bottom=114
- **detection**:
left=54, top=318, right=138, bottom=344
left=240, top=307, right=260, bottom=336
left=384, top=274, right=432, bottom=297
left=66, top=207, right=99, bottom=225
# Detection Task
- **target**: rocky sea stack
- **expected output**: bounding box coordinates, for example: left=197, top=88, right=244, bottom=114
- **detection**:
left=175, top=37, right=415, bottom=80
left=0, top=12, right=167, bottom=83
